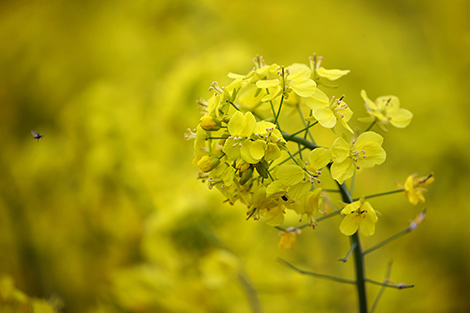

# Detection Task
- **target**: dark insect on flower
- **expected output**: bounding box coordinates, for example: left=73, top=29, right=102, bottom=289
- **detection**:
left=31, top=130, right=43, bottom=143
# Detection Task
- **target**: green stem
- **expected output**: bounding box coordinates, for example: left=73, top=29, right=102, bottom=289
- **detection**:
left=317, top=209, right=341, bottom=222
left=364, top=278, right=413, bottom=289
left=283, top=133, right=368, bottom=313
left=362, top=228, right=411, bottom=255
left=286, top=121, right=318, bottom=141
left=364, top=120, right=376, bottom=132
left=275, top=146, right=309, bottom=167
left=281, top=132, right=318, bottom=150
left=238, top=272, right=265, bottom=313
left=339, top=241, right=357, bottom=263
left=297, top=106, right=317, bottom=144
left=278, top=258, right=356, bottom=285
left=274, top=95, right=285, bottom=125
left=275, top=209, right=341, bottom=232
left=370, top=262, right=392, bottom=313
left=337, top=181, right=368, bottom=313
left=353, top=189, right=404, bottom=201
left=228, top=100, right=241, bottom=111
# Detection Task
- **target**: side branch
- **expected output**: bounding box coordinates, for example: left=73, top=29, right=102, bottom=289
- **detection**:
left=364, top=278, right=414, bottom=290
left=278, top=258, right=356, bottom=285
left=363, top=228, right=411, bottom=255
left=281, top=132, right=318, bottom=150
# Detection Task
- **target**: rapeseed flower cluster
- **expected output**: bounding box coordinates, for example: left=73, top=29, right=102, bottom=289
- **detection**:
left=187, top=55, right=429, bottom=243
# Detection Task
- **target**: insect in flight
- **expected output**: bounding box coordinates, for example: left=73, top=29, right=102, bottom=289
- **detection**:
left=31, top=130, right=43, bottom=143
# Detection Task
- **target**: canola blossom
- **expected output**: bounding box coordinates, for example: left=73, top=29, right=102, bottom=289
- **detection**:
left=187, top=55, right=430, bottom=239
left=340, top=198, right=378, bottom=236
left=398, top=173, right=435, bottom=205
left=359, top=90, right=413, bottom=131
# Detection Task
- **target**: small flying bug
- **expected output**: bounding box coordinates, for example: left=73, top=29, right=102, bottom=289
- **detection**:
left=31, top=130, right=43, bottom=143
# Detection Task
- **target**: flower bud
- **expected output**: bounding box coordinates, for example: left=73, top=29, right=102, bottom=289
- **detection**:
left=200, top=115, right=221, bottom=131
left=194, top=154, right=220, bottom=172
left=240, top=167, right=253, bottom=185
left=254, top=160, right=269, bottom=179
left=222, top=115, right=231, bottom=124
left=235, top=158, right=250, bottom=172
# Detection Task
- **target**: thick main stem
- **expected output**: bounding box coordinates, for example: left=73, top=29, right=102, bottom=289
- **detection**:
left=338, top=182, right=368, bottom=313
left=282, top=132, right=368, bottom=313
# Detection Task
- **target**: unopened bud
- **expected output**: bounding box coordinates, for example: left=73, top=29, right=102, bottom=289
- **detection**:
left=254, top=160, right=269, bottom=179
left=194, top=154, right=220, bottom=172
left=235, top=159, right=251, bottom=172
left=240, top=167, right=254, bottom=185
left=200, top=115, right=221, bottom=131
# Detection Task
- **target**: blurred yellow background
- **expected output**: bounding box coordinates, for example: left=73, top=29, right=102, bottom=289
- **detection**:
left=0, top=0, right=469, bottom=312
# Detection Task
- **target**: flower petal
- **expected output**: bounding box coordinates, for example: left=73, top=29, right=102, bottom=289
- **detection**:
left=249, top=140, right=266, bottom=161
left=316, top=68, right=350, bottom=81
left=331, top=137, right=350, bottom=163
left=240, top=141, right=259, bottom=164
left=361, top=90, right=378, bottom=111
left=254, top=121, right=276, bottom=135
left=241, top=112, right=257, bottom=137
left=313, top=108, right=336, bottom=128
left=290, top=79, right=317, bottom=98
left=331, top=159, right=355, bottom=184
left=304, top=88, right=329, bottom=110
left=288, top=181, right=311, bottom=201
left=340, top=214, right=359, bottom=236
left=265, top=143, right=281, bottom=161
left=354, top=132, right=386, bottom=168
left=307, top=148, right=332, bottom=171
left=227, top=111, right=245, bottom=136
left=266, top=180, right=286, bottom=198
left=256, top=79, right=279, bottom=89
left=276, top=164, right=305, bottom=186
left=389, top=108, right=413, bottom=128
left=222, top=138, right=240, bottom=160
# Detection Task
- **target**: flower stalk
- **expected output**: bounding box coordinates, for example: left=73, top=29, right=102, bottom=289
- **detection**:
left=337, top=181, right=368, bottom=313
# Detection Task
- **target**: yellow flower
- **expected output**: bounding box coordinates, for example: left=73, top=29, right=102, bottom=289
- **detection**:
left=304, top=88, right=353, bottom=132
left=340, top=198, right=378, bottom=236
left=279, top=228, right=301, bottom=250
left=359, top=90, right=413, bottom=131
left=330, top=132, right=386, bottom=184
left=266, top=165, right=311, bottom=201
left=256, top=63, right=317, bottom=102
left=291, top=188, right=323, bottom=225
left=310, top=55, right=350, bottom=81
left=398, top=173, right=434, bottom=205
left=223, top=111, right=285, bottom=164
